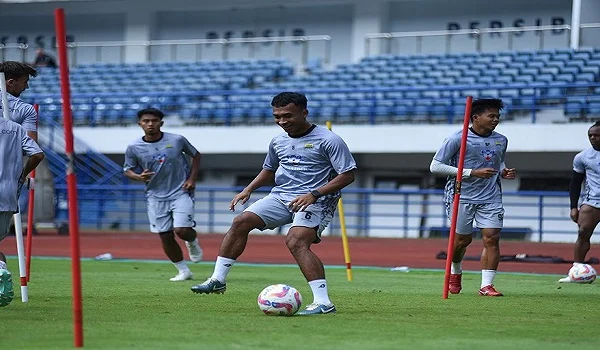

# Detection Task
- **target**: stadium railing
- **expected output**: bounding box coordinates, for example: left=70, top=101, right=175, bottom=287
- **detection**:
left=364, top=23, right=600, bottom=56
left=52, top=184, right=580, bottom=243
left=0, top=42, right=28, bottom=62
left=0, top=35, right=332, bottom=67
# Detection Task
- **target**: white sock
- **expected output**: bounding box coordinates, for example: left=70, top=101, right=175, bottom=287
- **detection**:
left=573, top=262, right=583, bottom=266
left=173, top=260, right=190, bottom=272
left=481, top=269, right=496, bottom=288
left=211, top=256, right=236, bottom=283
left=186, top=238, right=200, bottom=246
left=451, top=262, right=462, bottom=274
left=0, top=261, right=6, bottom=270
left=308, top=279, right=331, bottom=305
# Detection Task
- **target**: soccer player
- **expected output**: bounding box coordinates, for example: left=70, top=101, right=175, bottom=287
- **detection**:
left=1, top=62, right=39, bottom=216
left=0, top=118, right=44, bottom=307
left=123, top=108, right=203, bottom=282
left=191, top=92, right=357, bottom=315
left=430, top=98, right=516, bottom=297
left=0, top=61, right=39, bottom=142
left=559, top=121, right=600, bottom=283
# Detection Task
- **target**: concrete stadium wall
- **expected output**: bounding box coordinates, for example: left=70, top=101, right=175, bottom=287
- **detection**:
left=1, top=0, right=598, bottom=65
left=74, top=122, right=591, bottom=156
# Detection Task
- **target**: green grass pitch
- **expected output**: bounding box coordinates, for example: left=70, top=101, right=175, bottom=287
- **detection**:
left=3, top=258, right=599, bottom=349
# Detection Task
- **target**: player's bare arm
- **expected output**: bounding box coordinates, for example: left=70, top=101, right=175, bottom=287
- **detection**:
left=20, top=152, right=44, bottom=183
left=569, top=170, right=586, bottom=223
left=183, top=152, right=201, bottom=192
left=289, top=170, right=355, bottom=212
left=229, top=169, right=275, bottom=211
left=470, top=168, right=498, bottom=178
left=501, top=168, right=516, bottom=179
left=124, top=169, right=155, bottom=183
left=27, top=130, right=38, bottom=143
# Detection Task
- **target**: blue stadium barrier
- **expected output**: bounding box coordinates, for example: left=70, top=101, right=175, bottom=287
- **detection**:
left=52, top=185, right=576, bottom=243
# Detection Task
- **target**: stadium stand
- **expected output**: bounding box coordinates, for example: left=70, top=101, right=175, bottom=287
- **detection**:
left=24, top=48, right=600, bottom=126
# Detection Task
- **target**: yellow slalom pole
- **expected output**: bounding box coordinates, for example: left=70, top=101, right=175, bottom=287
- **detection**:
left=326, top=121, right=353, bottom=281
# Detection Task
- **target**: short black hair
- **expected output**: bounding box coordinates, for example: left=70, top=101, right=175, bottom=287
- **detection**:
left=591, top=121, right=600, bottom=128
left=137, top=107, right=164, bottom=120
left=0, top=61, right=38, bottom=80
left=271, top=92, right=308, bottom=110
left=471, top=98, right=504, bottom=117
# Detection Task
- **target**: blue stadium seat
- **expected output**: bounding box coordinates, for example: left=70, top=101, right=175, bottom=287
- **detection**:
left=581, top=65, right=600, bottom=77
left=489, top=62, right=507, bottom=70
left=513, top=75, right=534, bottom=85
left=564, top=101, right=583, bottom=117
left=543, top=82, right=566, bottom=99
left=587, top=102, right=600, bottom=117
left=520, top=67, right=539, bottom=76
left=556, top=74, right=574, bottom=83
left=436, top=77, right=455, bottom=85
left=495, top=76, right=514, bottom=84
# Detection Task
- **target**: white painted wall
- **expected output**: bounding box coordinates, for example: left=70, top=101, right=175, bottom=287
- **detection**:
left=152, top=5, right=352, bottom=66
left=73, top=122, right=592, bottom=155
left=0, top=13, right=125, bottom=62
left=387, top=0, right=572, bottom=55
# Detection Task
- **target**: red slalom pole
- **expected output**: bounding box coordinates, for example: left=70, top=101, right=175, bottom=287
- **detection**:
left=26, top=104, right=39, bottom=282
left=442, top=96, right=473, bottom=299
left=55, top=8, right=84, bottom=347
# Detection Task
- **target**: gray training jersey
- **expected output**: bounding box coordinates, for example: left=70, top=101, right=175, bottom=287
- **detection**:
left=0, top=119, right=43, bottom=212
left=123, top=132, right=199, bottom=200
left=434, top=128, right=508, bottom=204
left=573, top=147, right=600, bottom=202
left=0, top=94, right=38, bottom=132
left=264, top=125, right=357, bottom=202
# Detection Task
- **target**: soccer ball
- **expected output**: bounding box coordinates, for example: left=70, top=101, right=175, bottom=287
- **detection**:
left=257, top=284, right=302, bottom=316
left=568, top=264, right=597, bottom=283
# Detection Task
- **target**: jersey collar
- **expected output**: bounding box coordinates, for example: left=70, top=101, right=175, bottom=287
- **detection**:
left=142, top=132, right=164, bottom=143
left=289, top=124, right=316, bottom=138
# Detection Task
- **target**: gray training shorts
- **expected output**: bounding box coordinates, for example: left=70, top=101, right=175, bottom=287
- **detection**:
left=146, top=193, right=195, bottom=233
left=244, top=194, right=339, bottom=243
left=445, top=202, right=504, bottom=235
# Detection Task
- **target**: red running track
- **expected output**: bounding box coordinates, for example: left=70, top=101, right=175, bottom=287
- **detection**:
left=1, top=231, right=593, bottom=275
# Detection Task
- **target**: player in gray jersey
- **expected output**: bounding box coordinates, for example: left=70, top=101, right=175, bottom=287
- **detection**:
left=559, top=121, right=600, bottom=282
left=124, top=108, right=203, bottom=282
left=0, top=61, right=38, bottom=141
left=0, top=119, right=44, bottom=307
left=430, top=98, right=516, bottom=297
left=1, top=62, right=40, bottom=219
left=192, top=92, right=356, bottom=315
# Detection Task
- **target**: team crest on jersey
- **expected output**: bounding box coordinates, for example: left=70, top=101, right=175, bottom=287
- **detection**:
left=152, top=153, right=167, bottom=164
left=481, top=149, right=496, bottom=161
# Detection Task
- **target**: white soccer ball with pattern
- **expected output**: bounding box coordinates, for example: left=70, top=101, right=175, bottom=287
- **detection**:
left=568, top=264, right=597, bottom=283
left=257, top=284, right=302, bottom=316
